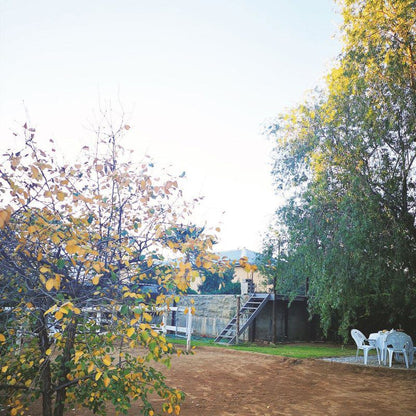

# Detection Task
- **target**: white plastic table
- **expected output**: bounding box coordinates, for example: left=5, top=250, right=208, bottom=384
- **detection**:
left=369, top=330, right=414, bottom=366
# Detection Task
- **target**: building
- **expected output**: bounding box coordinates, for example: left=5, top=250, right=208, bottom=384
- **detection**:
left=219, top=248, right=271, bottom=293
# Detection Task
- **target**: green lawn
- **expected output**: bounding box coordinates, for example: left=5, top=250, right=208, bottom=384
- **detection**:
left=167, top=336, right=356, bottom=359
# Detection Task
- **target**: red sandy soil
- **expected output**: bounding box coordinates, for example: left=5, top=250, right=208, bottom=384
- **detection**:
left=26, top=345, right=416, bottom=416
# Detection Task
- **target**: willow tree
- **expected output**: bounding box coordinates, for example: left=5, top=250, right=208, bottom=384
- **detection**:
left=264, top=0, right=416, bottom=340
left=0, top=122, right=221, bottom=416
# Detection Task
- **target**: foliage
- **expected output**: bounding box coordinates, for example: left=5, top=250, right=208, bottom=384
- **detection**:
left=197, top=255, right=259, bottom=295
left=197, top=266, right=240, bottom=294
left=264, top=0, right=416, bottom=341
left=0, top=121, right=221, bottom=416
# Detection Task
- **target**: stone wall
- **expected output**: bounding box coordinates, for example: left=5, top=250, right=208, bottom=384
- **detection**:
left=176, top=294, right=249, bottom=339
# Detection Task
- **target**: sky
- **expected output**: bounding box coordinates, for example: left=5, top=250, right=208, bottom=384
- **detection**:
left=0, top=0, right=341, bottom=252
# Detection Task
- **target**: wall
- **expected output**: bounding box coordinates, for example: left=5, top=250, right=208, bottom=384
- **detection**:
left=232, top=267, right=271, bottom=293
left=176, top=294, right=249, bottom=339
left=175, top=294, right=317, bottom=342
left=253, top=298, right=315, bottom=342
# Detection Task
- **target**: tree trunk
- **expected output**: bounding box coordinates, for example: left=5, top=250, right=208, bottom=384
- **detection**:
left=53, top=320, right=77, bottom=416
left=272, top=275, right=277, bottom=343
left=37, top=312, right=52, bottom=416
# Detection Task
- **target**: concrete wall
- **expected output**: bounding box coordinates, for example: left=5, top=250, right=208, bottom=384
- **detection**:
left=253, top=299, right=313, bottom=342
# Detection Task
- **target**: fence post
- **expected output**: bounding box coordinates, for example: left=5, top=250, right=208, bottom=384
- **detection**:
left=186, top=307, right=192, bottom=352
left=236, top=295, right=241, bottom=345
left=162, top=310, right=167, bottom=335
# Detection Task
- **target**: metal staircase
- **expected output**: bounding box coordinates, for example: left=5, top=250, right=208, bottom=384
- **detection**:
left=215, top=293, right=270, bottom=344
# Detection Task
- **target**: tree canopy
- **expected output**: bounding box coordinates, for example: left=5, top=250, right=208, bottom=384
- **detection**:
left=264, top=0, right=416, bottom=340
left=0, top=120, right=222, bottom=416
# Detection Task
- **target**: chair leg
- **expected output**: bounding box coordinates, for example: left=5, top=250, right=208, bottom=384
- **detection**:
left=356, top=349, right=359, bottom=361
left=376, top=348, right=381, bottom=365
left=388, top=350, right=393, bottom=367
left=404, top=352, right=409, bottom=369
left=364, top=349, right=368, bottom=365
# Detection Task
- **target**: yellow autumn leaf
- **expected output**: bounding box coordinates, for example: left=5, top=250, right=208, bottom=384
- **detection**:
left=102, top=355, right=111, bottom=366
left=51, top=233, right=60, bottom=244
left=44, top=305, right=57, bottom=315
left=143, top=312, right=153, bottom=322
left=53, top=275, right=61, bottom=290
left=27, top=225, right=37, bottom=233
left=126, top=327, right=135, bottom=338
left=65, top=244, right=78, bottom=255
left=92, top=263, right=102, bottom=273
left=54, top=310, right=63, bottom=320
left=87, top=362, right=95, bottom=373
left=92, top=275, right=100, bottom=285
left=95, top=371, right=102, bottom=381
left=37, top=251, right=43, bottom=261
left=40, top=266, right=49, bottom=274
left=0, top=211, right=7, bottom=228
left=45, top=278, right=54, bottom=291
left=103, top=376, right=111, bottom=387
left=57, top=191, right=66, bottom=201
left=1, top=365, right=8, bottom=373
left=25, top=379, right=32, bottom=387
left=74, top=351, right=83, bottom=364
left=45, top=348, right=52, bottom=356
left=30, top=165, right=40, bottom=178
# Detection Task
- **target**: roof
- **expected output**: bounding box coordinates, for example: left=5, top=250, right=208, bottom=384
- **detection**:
left=218, top=248, right=261, bottom=265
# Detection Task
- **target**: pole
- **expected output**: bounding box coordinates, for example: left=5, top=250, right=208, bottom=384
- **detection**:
left=186, top=307, right=192, bottom=352
left=236, top=295, right=241, bottom=345
left=272, top=275, right=277, bottom=343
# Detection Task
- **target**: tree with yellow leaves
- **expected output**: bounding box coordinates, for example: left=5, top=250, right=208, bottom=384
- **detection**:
left=0, top=120, right=220, bottom=416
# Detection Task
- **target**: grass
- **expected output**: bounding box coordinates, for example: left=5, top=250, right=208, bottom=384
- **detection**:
left=166, top=336, right=356, bottom=359
left=226, top=343, right=356, bottom=358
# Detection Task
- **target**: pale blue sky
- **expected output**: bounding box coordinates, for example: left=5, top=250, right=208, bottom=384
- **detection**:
left=0, top=0, right=341, bottom=251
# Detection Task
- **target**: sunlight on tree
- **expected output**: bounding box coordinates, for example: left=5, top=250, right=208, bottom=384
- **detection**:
left=263, top=0, right=416, bottom=340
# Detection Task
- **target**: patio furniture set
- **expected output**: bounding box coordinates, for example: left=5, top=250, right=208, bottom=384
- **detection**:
left=351, top=329, right=415, bottom=368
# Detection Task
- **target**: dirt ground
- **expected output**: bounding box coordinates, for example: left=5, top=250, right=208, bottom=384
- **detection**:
left=28, top=345, right=416, bottom=416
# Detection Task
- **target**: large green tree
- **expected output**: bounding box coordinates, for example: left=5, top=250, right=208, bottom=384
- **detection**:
left=264, top=0, right=416, bottom=340
left=0, top=122, right=220, bottom=416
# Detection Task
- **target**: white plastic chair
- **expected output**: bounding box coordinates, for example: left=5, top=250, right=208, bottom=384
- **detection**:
left=351, top=329, right=379, bottom=365
left=369, top=331, right=391, bottom=365
left=385, top=332, right=411, bottom=368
